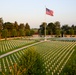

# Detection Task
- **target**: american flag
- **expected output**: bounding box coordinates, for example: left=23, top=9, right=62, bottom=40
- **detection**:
left=46, top=8, right=54, bottom=16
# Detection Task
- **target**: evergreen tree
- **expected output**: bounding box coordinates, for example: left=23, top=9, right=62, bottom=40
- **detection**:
left=25, top=23, right=30, bottom=30
left=0, top=18, right=3, bottom=39
left=2, top=29, right=8, bottom=40
left=19, top=47, right=46, bottom=75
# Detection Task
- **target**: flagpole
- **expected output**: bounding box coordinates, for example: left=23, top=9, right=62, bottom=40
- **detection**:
left=44, top=6, right=47, bottom=41
left=45, top=7, right=54, bottom=41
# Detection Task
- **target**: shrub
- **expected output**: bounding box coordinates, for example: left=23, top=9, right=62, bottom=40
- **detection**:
left=19, top=47, right=46, bottom=75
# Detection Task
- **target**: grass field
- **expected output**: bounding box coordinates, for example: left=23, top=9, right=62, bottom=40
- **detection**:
left=0, top=40, right=76, bottom=75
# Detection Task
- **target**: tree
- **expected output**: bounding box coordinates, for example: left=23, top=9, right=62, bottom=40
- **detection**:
left=25, top=23, right=30, bottom=30
left=30, top=29, right=34, bottom=36
left=54, top=21, right=61, bottom=29
left=19, top=29, right=25, bottom=38
left=13, top=21, right=18, bottom=30
left=12, top=29, right=17, bottom=37
left=19, top=23, right=25, bottom=30
left=25, top=29, right=30, bottom=36
left=56, top=29, right=61, bottom=37
left=0, top=18, right=3, bottom=30
left=54, top=21, right=61, bottom=35
left=13, top=21, right=18, bottom=37
left=3, top=22, right=14, bottom=37
left=2, top=29, right=8, bottom=40
left=19, top=47, right=46, bottom=75
left=61, top=25, right=70, bottom=35
left=71, top=25, right=76, bottom=35
left=39, top=22, right=47, bottom=36
left=47, top=22, right=55, bottom=35
left=69, top=28, right=74, bottom=36
left=74, top=26, right=76, bottom=35
left=0, top=18, right=3, bottom=39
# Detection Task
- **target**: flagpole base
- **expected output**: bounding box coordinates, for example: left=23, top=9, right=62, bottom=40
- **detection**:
left=44, top=37, right=47, bottom=41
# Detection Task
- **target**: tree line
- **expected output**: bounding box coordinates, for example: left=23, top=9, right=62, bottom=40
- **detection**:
left=39, top=21, right=76, bottom=37
left=0, top=18, right=76, bottom=40
left=0, top=18, right=34, bottom=40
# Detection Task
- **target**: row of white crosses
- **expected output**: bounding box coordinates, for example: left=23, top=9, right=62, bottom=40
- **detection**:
left=1, top=52, right=21, bottom=73
left=53, top=42, right=75, bottom=75
left=0, top=41, right=13, bottom=54
left=57, top=49, right=74, bottom=75
left=42, top=41, right=70, bottom=58
left=50, top=44, right=70, bottom=68
left=0, top=40, right=35, bottom=54
left=7, top=54, right=18, bottom=72
left=0, top=40, right=35, bottom=73
left=0, top=41, right=10, bottom=53
left=42, top=42, right=68, bottom=73
left=43, top=41, right=70, bottom=65
left=44, top=44, right=69, bottom=74
left=5, top=55, right=16, bottom=72
left=39, top=42, right=74, bottom=74
left=42, top=42, right=75, bottom=75
left=11, top=54, right=17, bottom=63
left=2, top=58, right=7, bottom=72
left=6, top=57, right=11, bottom=72
left=14, top=53, right=20, bottom=63
left=42, top=42, right=62, bottom=60
left=57, top=44, right=76, bottom=75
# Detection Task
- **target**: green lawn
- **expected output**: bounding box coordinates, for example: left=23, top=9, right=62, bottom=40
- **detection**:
left=0, top=41, right=76, bottom=75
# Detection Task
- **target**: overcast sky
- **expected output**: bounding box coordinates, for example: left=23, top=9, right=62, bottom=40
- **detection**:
left=0, top=0, right=76, bottom=28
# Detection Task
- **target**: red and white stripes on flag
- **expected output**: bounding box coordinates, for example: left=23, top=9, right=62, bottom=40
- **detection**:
left=46, top=8, right=54, bottom=16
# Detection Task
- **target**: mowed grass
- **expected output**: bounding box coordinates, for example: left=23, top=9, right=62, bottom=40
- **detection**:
left=0, top=41, right=76, bottom=75
left=0, top=39, right=37, bottom=55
